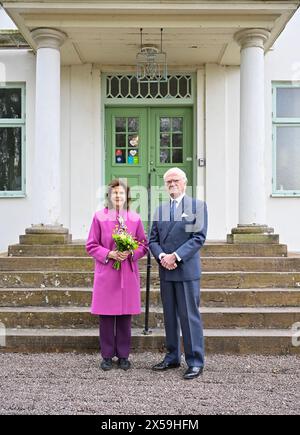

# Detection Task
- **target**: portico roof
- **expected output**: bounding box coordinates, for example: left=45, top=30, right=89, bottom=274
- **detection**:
left=2, top=1, right=300, bottom=66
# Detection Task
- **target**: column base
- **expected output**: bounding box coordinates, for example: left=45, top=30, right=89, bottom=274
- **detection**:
left=19, top=225, right=72, bottom=245
left=227, top=225, right=279, bottom=244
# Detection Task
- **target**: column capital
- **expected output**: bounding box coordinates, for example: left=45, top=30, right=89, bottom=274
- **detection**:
left=234, top=28, right=270, bottom=50
left=31, top=28, right=67, bottom=50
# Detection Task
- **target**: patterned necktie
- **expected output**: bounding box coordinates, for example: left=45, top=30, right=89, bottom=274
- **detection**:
left=170, top=200, right=176, bottom=222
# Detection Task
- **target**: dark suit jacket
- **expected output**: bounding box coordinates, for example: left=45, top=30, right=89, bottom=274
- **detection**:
left=149, top=195, right=208, bottom=282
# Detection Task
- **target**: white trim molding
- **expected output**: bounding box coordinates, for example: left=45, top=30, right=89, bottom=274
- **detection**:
left=31, top=27, right=67, bottom=50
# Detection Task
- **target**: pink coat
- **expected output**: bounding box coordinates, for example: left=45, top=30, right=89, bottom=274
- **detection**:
left=86, top=208, right=148, bottom=315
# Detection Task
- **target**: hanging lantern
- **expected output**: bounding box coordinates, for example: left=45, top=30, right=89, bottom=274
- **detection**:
left=136, top=28, right=168, bottom=83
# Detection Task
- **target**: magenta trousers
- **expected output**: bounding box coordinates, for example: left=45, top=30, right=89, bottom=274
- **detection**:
left=99, top=315, right=132, bottom=359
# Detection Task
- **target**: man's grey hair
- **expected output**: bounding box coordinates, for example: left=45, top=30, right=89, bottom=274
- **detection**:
left=163, top=168, right=188, bottom=183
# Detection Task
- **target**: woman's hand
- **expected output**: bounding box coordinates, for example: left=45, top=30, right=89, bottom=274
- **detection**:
left=117, top=251, right=131, bottom=261
left=108, top=250, right=120, bottom=261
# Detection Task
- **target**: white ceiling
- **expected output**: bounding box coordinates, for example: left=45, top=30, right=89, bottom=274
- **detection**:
left=2, top=1, right=300, bottom=66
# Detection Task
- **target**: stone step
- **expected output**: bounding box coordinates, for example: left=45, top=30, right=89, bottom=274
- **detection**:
left=199, top=288, right=300, bottom=308
left=0, top=306, right=299, bottom=329
left=1, top=256, right=300, bottom=272
left=1, top=287, right=300, bottom=308
left=8, top=242, right=288, bottom=258
left=0, top=257, right=95, bottom=272
left=0, top=288, right=93, bottom=307
left=19, top=234, right=72, bottom=245
left=227, top=234, right=279, bottom=244
left=1, top=328, right=299, bottom=355
left=201, top=257, right=300, bottom=272
left=1, top=271, right=300, bottom=289
left=125, top=307, right=300, bottom=329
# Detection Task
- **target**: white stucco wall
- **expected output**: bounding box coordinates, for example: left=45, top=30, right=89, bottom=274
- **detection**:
left=204, top=8, right=300, bottom=251
left=205, top=63, right=240, bottom=241
left=0, top=61, right=103, bottom=252
left=265, top=8, right=300, bottom=252
left=0, top=50, right=36, bottom=253
left=61, top=64, right=103, bottom=241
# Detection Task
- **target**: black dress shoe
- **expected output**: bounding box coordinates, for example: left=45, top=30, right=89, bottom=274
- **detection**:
left=100, top=358, right=113, bottom=371
left=118, top=358, right=131, bottom=371
left=183, top=366, right=203, bottom=380
left=152, top=361, right=181, bottom=371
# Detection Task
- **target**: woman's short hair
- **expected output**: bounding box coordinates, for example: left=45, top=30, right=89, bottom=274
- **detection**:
left=106, top=179, right=131, bottom=210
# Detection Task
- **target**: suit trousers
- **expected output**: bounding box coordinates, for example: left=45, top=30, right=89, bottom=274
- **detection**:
left=160, top=279, right=204, bottom=368
left=99, top=315, right=132, bottom=359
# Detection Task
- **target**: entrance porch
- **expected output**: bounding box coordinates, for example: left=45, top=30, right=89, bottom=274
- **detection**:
left=2, top=0, right=299, bottom=240
left=1, top=1, right=300, bottom=355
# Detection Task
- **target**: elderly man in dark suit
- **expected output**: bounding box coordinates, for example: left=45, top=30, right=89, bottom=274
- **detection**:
left=149, top=168, right=208, bottom=380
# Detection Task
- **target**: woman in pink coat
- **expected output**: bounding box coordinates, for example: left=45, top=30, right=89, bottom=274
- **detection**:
left=86, top=179, right=148, bottom=371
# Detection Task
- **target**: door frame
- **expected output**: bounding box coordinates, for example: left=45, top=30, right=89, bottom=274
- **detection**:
left=101, top=72, right=200, bottom=195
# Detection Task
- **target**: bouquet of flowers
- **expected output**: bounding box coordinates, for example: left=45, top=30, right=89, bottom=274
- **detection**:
left=112, top=216, right=139, bottom=270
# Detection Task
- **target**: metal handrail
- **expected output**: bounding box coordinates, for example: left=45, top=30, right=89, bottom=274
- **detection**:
left=143, top=172, right=152, bottom=335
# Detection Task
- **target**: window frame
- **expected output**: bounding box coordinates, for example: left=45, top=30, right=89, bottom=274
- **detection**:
left=272, top=82, right=300, bottom=197
left=0, top=82, right=26, bottom=198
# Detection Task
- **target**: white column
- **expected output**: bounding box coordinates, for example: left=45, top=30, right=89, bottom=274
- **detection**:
left=234, top=29, right=270, bottom=225
left=31, top=28, right=67, bottom=225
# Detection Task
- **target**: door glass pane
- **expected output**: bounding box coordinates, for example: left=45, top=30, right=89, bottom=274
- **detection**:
left=172, top=134, right=183, bottom=147
left=0, top=89, right=22, bottom=119
left=160, top=118, right=170, bottom=132
left=115, top=149, right=126, bottom=164
left=114, top=116, right=140, bottom=165
left=128, top=149, right=139, bottom=164
left=116, top=134, right=126, bottom=148
left=172, top=149, right=183, bottom=164
left=276, top=126, right=300, bottom=190
left=277, top=88, right=300, bottom=118
left=160, top=149, right=170, bottom=163
left=0, top=127, right=22, bottom=190
left=128, top=134, right=139, bottom=147
left=128, top=118, right=139, bottom=132
left=160, top=133, right=170, bottom=147
left=172, top=118, right=183, bottom=132
left=159, top=116, right=185, bottom=165
left=116, top=118, right=126, bottom=132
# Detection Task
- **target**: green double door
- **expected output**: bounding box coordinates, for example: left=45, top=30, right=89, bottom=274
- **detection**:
left=105, top=107, right=193, bottom=211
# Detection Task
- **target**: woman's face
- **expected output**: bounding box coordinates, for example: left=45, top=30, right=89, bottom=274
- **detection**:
left=110, top=186, right=127, bottom=210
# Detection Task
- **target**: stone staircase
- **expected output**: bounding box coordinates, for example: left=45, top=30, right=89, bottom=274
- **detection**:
left=0, top=227, right=300, bottom=355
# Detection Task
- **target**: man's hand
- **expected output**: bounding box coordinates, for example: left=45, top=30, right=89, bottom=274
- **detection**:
left=117, top=251, right=131, bottom=261
left=161, top=253, right=177, bottom=270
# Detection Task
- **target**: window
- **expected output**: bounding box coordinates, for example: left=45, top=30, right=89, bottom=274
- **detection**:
left=106, top=75, right=193, bottom=101
left=0, top=83, right=25, bottom=197
left=272, top=83, right=300, bottom=196
left=114, top=117, right=140, bottom=165
left=159, top=117, right=183, bottom=164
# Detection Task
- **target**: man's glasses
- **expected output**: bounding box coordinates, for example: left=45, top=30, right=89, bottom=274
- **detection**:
left=165, top=179, right=182, bottom=185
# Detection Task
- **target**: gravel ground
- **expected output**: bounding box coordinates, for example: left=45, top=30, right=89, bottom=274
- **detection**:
left=0, top=352, right=299, bottom=415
